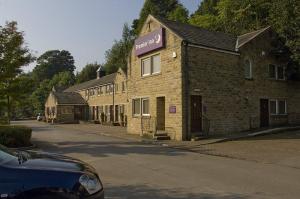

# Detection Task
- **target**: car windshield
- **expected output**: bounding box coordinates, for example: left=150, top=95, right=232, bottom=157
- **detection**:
left=0, top=145, right=17, bottom=164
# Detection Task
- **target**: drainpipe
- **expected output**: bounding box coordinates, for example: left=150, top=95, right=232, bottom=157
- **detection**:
left=113, top=83, right=115, bottom=123
left=182, top=40, right=190, bottom=141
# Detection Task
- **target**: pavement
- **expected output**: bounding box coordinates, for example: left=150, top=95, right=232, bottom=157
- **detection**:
left=13, top=120, right=300, bottom=199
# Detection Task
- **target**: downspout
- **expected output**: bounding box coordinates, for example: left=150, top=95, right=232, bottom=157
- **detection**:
left=182, top=40, right=190, bottom=141
left=113, top=83, right=115, bottom=123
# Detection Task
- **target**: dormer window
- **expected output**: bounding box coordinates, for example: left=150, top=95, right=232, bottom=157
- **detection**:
left=244, top=59, right=252, bottom=79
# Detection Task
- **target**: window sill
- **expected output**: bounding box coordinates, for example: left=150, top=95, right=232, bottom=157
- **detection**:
left=141, top=72, right=161, bottom=79
left=245, top=77, right=253, bottom=81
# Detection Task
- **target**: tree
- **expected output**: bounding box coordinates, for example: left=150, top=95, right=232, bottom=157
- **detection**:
left=269, top=0, right=300, bottom=79
left=167, top=4, right=189, bottom=23
left=133, top=0, right=187, bottom=35
left=0, top=21, right=34, bottom=123
left=31, top=71, right=75, bottom=114
left=76, top=63, right=100, bottom=83
left=32, top=50, right=75, bottom=83
left=104, top=23, right=134, bottom=74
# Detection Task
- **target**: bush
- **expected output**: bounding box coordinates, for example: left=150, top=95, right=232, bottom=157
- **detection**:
left=0, top=125, right=32, bottom=147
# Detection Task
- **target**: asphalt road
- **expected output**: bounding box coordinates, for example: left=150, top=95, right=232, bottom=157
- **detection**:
left=18, top=121, right=300, bottom=199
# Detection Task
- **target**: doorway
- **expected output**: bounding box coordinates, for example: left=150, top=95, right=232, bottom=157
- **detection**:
left=156, top=97, right=165, bottom=131
left=260, top=99, right=269, bottom=127
left=191, top=95, right=202, bottom=132
left=115, top=105, right=119, bottom=122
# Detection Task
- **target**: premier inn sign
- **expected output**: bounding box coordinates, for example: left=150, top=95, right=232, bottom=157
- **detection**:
left=135, top=28, right=165, bottom=56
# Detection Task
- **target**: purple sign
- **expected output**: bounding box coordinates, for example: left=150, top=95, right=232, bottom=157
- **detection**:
left=135, top=28, right=165, bottom=56
left=169, top=106, right=176, bottom=114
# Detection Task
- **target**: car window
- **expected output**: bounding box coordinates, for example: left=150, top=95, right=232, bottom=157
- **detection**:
left=0, top=145, right=16, bottom=164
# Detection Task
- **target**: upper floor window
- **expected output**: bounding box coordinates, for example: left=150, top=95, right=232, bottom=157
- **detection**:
left=122, top=81, right=126, bottom=92
left=141, top=54, right=161, bottom=77
left=115, top=83, right=118, bottom=93
left=269, top=64, right=285, bottom=80
left=244, top=59, right=252, bottom=79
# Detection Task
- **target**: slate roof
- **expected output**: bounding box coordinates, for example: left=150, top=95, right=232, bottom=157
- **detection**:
left=237, top=26, right=270, bottom=48
left=52, top=92, right=87, bottom=105
left=155, top=16, right=238, bottom=52
left=64, top=73, right=117, bottom=92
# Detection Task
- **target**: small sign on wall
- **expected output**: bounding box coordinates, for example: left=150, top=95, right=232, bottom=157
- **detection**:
left=169, top=105, right=176, bottom=113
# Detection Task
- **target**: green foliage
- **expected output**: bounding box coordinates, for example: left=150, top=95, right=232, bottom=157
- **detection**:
left=189, top=0, right=300, bottom=79
left=0, top=21, right=34, bottom=123
left=76, top=63, right=100, bottom=83
left=167, top=4, right=189, bottom=23
left=31, top=71, right=74, bottom=114
left=32, top=50, right=75, bottom=83
left=0, top=125, right=32, bottom=147
left=104, top=23, right=134, bottom=74
left=133, top=0, right=186, bottom=35
left=193, top=0, right=219, bottom=16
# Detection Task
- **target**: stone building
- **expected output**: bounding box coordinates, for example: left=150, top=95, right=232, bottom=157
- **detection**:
left=45, top=87, right=87, bottom=123
left=127, top=15, right=300, bottom=140
left=45, top=68, right=128, bottom=125
left=45, top=15, right=300, bottom=140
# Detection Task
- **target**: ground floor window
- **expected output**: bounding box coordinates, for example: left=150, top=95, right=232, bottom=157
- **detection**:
left=133, top=99, right=140, bottom=116
left=142, top=98, right=149, bottom=116
left=270, top=99, right=287, bottom=115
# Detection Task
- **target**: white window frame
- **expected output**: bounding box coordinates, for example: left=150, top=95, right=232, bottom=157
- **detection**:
left=141, top=57, right=151, bottom=77
left=141, top=98, right=150, bottom=116
left=270, top=99, right=287, bottom=115
left=141, top=54, right=161, bottom=77
left=151, top=54, right=161, bottom=75
left=132, top=98, right=141, bottom=116
left=244, top=59, right=252, bottom=79
left=276, top=66, right=285, bottom=80
left=269, top=64, right=286, bottom=80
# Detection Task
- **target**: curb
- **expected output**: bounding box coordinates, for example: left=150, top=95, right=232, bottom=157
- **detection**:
left=210, top=126, right=300, bottom=144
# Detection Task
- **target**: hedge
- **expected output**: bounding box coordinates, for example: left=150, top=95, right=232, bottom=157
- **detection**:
left=0, top=125, right=32, bottom=147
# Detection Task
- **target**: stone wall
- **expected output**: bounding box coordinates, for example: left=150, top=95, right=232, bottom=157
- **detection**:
left=127, top=17, right=184, bottom=140
left=76, top=69, right=128, bottom=125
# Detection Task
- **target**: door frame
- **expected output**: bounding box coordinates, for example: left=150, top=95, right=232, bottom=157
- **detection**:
left=156, top=96, right=165, bottom=131
left=190, top=95, right=202, bottom=133
left=260, top=98, right=270, bottom=127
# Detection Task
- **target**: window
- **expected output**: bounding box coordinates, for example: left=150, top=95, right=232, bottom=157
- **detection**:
left=122, top=81, right=126, bottom=92
left=269, top=64, right=276, bottom=78
left=115, top=84, right=118, bottom=92
left=141, top=54, right=161, bottom=76
left=133, top=99, right=140, bottom=116
left=269, top=64, right=285, bottom=80
left=270, top=100, right=287, bottom=115
left=106, top=85, right=111, bottom=94
left=152, top=54, right=161, bottom=74
left=278, top=100, right=287, bottom=114
left=277, top=66, right=284, bottom=80
left=99, top=86, right=103, bottom=94
left=142, top=98, right=150, bottom=116
left=244, top=59, right=252, bottom=79
left=142, top=58, right=151, bottom=76
left=270, top=100, right=277, bottom=115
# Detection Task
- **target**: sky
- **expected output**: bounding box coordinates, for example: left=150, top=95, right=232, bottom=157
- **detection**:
left=0, top=0, right=201, bottom=73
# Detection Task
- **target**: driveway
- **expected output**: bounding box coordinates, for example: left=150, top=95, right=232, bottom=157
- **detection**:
left=17, top=121, right=300, bottom=199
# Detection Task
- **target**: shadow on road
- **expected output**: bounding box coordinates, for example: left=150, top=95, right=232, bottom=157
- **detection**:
left=33, top=140, right=192, bottom=158
left=105, top=184, right=250, bottom=199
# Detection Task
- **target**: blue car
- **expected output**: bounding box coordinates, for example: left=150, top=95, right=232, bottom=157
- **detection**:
left=0, top=145, right=104, bottom=199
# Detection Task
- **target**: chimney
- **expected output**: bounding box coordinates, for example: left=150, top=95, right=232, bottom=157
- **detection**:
left=97, top=66, right=105, bottom=79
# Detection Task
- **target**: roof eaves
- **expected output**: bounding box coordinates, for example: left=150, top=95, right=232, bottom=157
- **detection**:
left=237, top=26, right=271, bottom=48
